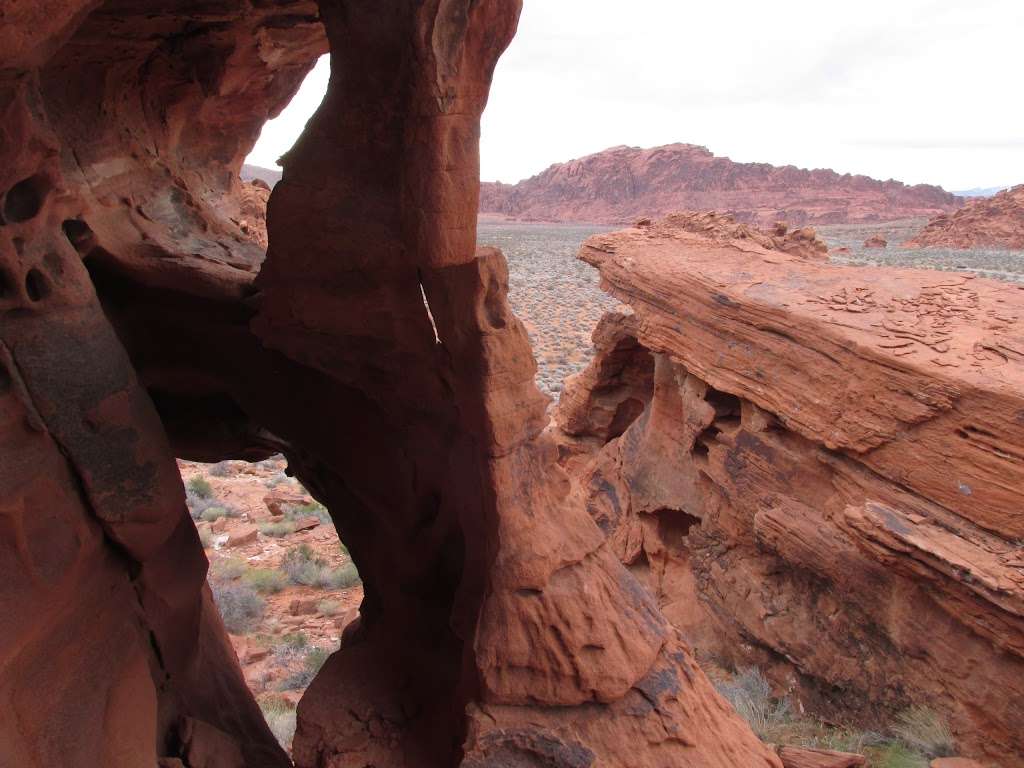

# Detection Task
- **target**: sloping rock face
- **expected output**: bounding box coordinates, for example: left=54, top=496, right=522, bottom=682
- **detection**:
left=0, top=3, right=779, bottom=768
left=554, top=217, right=1024, bottom=767
left=905, top=184, right=1024, bottom=250
left=479, top=143, right=962, bottom=226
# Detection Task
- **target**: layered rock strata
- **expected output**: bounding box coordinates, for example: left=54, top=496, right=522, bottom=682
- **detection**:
left=1, top=2, right=778, bottom=767
left=554, top=216, right=1024, bottom=767
left=905, top=184, right=1024, bottom=250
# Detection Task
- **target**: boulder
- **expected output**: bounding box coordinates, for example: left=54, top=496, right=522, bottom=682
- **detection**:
left=224, top=528, right=258, bottom=549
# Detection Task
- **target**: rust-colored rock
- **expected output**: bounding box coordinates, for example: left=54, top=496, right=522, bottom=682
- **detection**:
left=292, top=515, right=321, bottom=532
left=555, top=215, right=1024, bottom=766
left=778, top=746, right=867, bottom=768
left=288, top=598, right=319, bottom=616
left=225, top=527, right=258, bottom=548
left=905, top=185, right=1024, bottom=250
left=863, top=234, right=888, bottom=248
left=931, top=759, right=989, bottom=768
left=480, top=143, right=962, bottom=226
left=1, top=4, right=779, bottom=768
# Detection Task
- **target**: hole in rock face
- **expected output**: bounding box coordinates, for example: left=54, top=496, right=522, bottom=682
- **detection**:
left=0, top=362, right=11, bottom=394
left=0, top=268, right=13, bottom=299
left=3, top=175, right=51, bottom=224
left=24, top=268, right=50, bottom=302
left=62, top=219, right=97, bottom=254
left=706, top=386, right=742, bottom=426
left=179, top=453, right=360, bottom=755
left=656, top=507, right=700, bottom=553
left=608, top=396, right=646, bottom=439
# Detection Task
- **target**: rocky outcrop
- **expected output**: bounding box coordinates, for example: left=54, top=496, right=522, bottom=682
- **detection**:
left=554, top=216, right=1024, bottom=767
left=1, top=3, right=779, bottom=768
left=480, top=143, right=962, bottom=226
left=905, top=184, right=1024, bottom=250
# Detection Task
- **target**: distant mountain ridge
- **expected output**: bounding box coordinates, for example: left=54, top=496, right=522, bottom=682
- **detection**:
left=241, top=163, right=282, bottom=187
left=951, top=186, right=1010, bottom=198
left=479, top=143, right=963, bottom=227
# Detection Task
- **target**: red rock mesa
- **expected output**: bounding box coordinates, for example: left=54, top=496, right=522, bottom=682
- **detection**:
left=480, top=143, right=962, bottom=226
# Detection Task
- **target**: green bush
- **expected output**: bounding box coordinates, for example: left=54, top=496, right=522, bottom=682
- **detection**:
left=243, top=568, right=289, bottom=594
left=317, top=599, right=343, bottom=616
left=868, top=743, right=929, bottom=768
left=211, top=581, right=265, bottom=634
left=211, top=557, right=248, bottom=580
left=714, top=666, right=791, bottom=741
left=259, top=697, right=296, bottom=751
left=258, top=521, right=296, bottom=538
left=209, top=461, right=233, bottom=477
left=322, top=562, right=361, bottom=590
left=187, top=476, right=214, bottom=499
left=200, top=506, right=230, bottom=522
left=281, top=544, right=361, bottom=590
left=892, top=707, right=954, bottom=758
left=277, top=645, right=330, bottom=691
left=290, top=501, right=332, bottom=525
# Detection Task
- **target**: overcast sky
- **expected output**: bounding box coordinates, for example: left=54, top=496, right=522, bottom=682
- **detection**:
left=246, top=0, right=1023, bottom=192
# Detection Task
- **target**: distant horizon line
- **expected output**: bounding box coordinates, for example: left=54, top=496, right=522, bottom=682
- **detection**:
left=242, top=139, right=1015, bottom=197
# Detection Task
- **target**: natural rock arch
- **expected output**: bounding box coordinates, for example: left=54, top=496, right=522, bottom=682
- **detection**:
left=0, top=2, right=779, bottom=767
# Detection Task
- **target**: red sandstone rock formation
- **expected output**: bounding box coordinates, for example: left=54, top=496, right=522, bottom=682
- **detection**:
left=905, top=184, right=1024, bottom=250
left=554, top=216, right=1024, bottom=767
left=0, top=3, right=779, bottom=768
left=237, top=180, right=271, bottom=249
left=480, top=143, right=962, bottom=226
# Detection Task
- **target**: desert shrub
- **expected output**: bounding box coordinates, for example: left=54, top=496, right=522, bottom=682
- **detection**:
left=243, top=568, right=289, bottom=594
left=209, top=461, right=233, bottom=477
left=281, top=545, right=319, bottom=585
left=264, top=472, right=288, bottom=488
left=200, top=506, right=230, bottom=522
left=211, top=581, right=264, bottom=634
left=211, top=557, right=248, bottom=580
left=187, top=476, right=214, bottom=498
left=322, top=562, right=361, bottom=590
left=892, top=707, right=954, bottom=758
left=281, top=545, right=361, bottom=590
left=290, top=501, right=331, bottom=525
left=278, top=645, right=330, bottom=691
left=868, top=743, right=929, bottom=768
left=317, top=599, right=343, bottom=616
left=259, top=697, right=296, bottom=751
left=259, top=520, right=296, bottom=538
left=714, top=667, right=791, bottom=741
left=282, top=632, right=309, bottom=649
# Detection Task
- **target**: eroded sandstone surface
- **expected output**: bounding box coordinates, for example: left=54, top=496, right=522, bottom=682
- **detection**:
left=554, top=216, right=1024, bottom=767
left=1, top=2, right=780, bottom=767
left=905, top=185, right=1024, bottom=251
left=479, top=143, right=962, bottom=227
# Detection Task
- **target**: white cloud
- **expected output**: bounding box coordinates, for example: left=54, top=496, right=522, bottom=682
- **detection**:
left=247, top=0, right=1024, bottom=191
